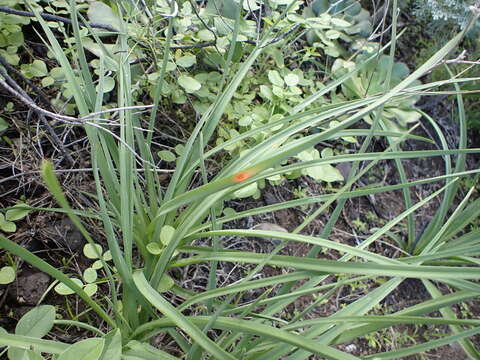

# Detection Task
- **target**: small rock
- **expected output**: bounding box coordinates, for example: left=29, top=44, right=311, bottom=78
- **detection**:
left=345, top=343, right=357, bottom=353
left=263, top=192, right=278, bottom=205
left=12, top=272, right=50, bottom=305
left=60, top=218, right=84, bottom=251
left=44, top=218, right=85, bottom=252
left=337, top=162, right=352, bottom=180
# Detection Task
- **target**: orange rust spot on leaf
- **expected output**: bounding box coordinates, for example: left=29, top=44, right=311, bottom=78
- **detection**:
left=233, top=170, right=255, bottom=183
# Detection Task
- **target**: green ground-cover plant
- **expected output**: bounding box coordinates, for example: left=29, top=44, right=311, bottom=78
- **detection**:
left=0, top=0, right=31, bottom=66
left=401, top=0, right=480, bottom=131
left=0, top=0, right=480, bottom=359
left=411, top=0, right=477, bottom=27
left=0, top=0, right=386, bottom=189
left=0, top=0, right=430, bottom=205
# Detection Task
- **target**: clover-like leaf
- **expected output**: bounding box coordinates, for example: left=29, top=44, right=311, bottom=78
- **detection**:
left=325, top=29, right=341, bottom=39
left=87, top=1, right=121, bottom=31
left=146, top=242, right=162, bottom=255
left=102, top=250, right=112, bottom=261
left=174, top=144, right=185, bottom=155
left=0, top=266, right=15, bottom=284
left=284, top=73, right=299, bottom=87
left=160, top=225, right=175, bottom=246
left=83, top=268, right=97, bottom=284
left=96, top=77, right=115, bottom=93
left=54, top=278, right=84, bottom=295
left=158, top=150, right=176, bottom=162
left=91, top=260, right=103, bottom=270
left=178, top=75, right=201, bottom=93
left=41, top=76, right=55, bottom=87
left=260, top=85, right=273, bottom=101
left=268, top=70, right=284, bottom=87
left=239, top=115, right=253, bottom=127
left=83, top=243, right=103, bottom=259
left=297, top=148, right=343, bottom=182
left=50, top=67, right=65, bottom=80
left=83, top=283, right=98, bottom=297
left=176, top=55, right=196, bottom=68
left=223, top=207, right=236, bottom=217
left=0, top=213, right=16, bottom=233
left=29, top=60, right=48, bottom=77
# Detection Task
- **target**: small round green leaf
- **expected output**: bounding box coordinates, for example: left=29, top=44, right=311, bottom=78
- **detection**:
left=223, top=208, right=236, bottom=217
left=325, top=29, right=341, bottom=39
left=83, top=283, right=98, bottom=297
left=267, top=70, right=284, bottom=87
left=178, top=75, right=201, bottom=93
left=197, top=29, right=215, bottom=41
left=29, top=60, right=48, bottom=77
left=233, top=182, right=258, bottom=198
left=175, top=144, right=185, bottom=155
left=0, top=266, right=15, bottom=284
left=146, top=242, right=162, bottom=255
left=176, top=55, right=196, bottom=68
left=54, top=278, right=83, bottom=296
left=91, top=260, right=103, bottom=270
left=83, top=244, right=103, bottom=259
left=160, top=225, right=175, bottom=246
left=158, top=150, right=176, bottom=162
left=284, top=73, right=299, bottom=87
left=83, top=268, right=97, bottom=284
left=50, top=67, right=65, bottom=80
left=260, top=85, right=273, bottom=101
left=102, top=250, right=112, bottom=261
left=96, top=77, right=115, bottom=93
left=41, top=76, right=55, bottom=87
left=0, top=217, right=16, bottom=233
left=272, top=86, right=284, bottom=98
left=238, top=115, right=253, bottom=127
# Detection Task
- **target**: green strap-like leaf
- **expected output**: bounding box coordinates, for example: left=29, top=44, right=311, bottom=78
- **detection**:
left=174, top=248, right=480, bottom=280
left=132, top=271, right=236, bottom=360
left=363, top=327, right=480, bottom=359
left=122, top=341, right=182, bottom=360
left=0, top=333, right=69, bottom=354
left=131, top=316, right=360, bottom=360
left=133, top=271, right=359, bottom=360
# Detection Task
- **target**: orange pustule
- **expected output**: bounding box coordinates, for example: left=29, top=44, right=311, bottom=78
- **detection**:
left=232, top=169, right=255, bottom=183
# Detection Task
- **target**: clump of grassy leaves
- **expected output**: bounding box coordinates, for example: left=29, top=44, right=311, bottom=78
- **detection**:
left=0, top=0, right=480, bottom=359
